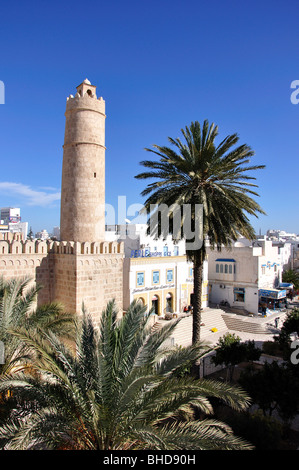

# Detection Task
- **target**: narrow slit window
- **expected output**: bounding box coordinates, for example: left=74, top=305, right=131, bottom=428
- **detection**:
left=94, top=172, right=96, bottom=178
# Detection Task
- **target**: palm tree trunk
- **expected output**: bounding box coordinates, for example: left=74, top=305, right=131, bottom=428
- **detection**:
left=192, top=252, right=203, bottom=345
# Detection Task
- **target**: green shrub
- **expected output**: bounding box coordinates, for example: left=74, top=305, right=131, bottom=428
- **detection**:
left=262, top=341, right=283, bottom=357
left=214, top=407, right=283, bottom=450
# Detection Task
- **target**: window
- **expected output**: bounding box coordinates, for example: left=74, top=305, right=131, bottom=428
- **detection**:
left=166, top=269, right=173, bottom=283
left=216, top=259, right=236, bottom=275
left=189, top=267, right=194, bottom=277
left=136, top=272, right=144, bottom=287
left=152, top=270, right=160, bottom=285
left=174, top=246, right=179, bottom=256
left=163, top=246, right=168, bottom=256
left=234, top=287, right=245, bottom=302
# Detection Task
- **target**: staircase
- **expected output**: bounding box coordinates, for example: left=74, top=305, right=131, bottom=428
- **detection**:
left=221, top=313, right=268, bottom=335
left=152, top=308, right=229, bottom=348
left=151, top=306, right=282, bottom=348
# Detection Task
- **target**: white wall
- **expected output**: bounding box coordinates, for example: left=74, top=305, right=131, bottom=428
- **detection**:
left=207, top=239, right=281, bottom=314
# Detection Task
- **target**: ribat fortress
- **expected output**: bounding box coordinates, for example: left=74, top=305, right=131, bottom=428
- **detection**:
left=0, top=79, right=124, bottom=322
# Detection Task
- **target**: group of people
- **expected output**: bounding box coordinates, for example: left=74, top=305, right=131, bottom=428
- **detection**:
left=183, top=305, right=193, bottom=313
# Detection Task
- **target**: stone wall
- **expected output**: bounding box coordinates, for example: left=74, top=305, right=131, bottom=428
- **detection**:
left=0, top=239, right=124, bottom=324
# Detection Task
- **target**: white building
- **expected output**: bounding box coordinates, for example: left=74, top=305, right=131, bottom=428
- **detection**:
left=0, top=207, right=21, bottom=223
left=271, top=240, right=292, bottom=271
left=0, top=207, right=28, bottom=239
left=266, top=229, right=298, bottom=241
left=7, top=221, right=28, bottom=239
left=207, top=238, right=285, bottom=315
left=106, top=224, right=209, bottom=315
left=263, top=229, right=299, bottom=272
left=35, top=229, right=49, bottom=240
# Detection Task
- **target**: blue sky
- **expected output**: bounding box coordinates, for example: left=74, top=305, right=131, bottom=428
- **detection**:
left=0, top=0, right=299, bottom=235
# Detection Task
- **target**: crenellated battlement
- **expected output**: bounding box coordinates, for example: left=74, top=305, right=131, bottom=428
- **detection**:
left=0, top=239, right=124, bottom=256
left=65, top=92, right=105, bottom=113
left=0, top=239, right=48, bottom=255
left=65, top=78, right=105, bottom=116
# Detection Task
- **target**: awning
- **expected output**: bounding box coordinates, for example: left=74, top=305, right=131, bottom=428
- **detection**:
left=279, top=283, right=294, bottom=290
left=259, top=288, right=287, bottom=299
left=216, top=258, right=236, bottom=262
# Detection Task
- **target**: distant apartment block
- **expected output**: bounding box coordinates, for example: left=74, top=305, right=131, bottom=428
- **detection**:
left=0, top=207, right=28, bottom=239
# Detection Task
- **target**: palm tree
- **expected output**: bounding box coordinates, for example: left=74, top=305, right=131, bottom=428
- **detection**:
left=135, top=120, right=265, bottom=344
left=0, top=276, right=76, bottom=376
left=0, top=299, right=252, bottom=450
left=282, top=269, right=299, bottom=291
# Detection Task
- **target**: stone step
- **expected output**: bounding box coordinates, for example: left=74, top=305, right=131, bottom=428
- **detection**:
left=151, top=306, right=283, bottom=348
left=151, top=306, right=285, bottom=347
left=221, top=314, right=267, bottom=334
left=152, top=308, right=229, bottom=348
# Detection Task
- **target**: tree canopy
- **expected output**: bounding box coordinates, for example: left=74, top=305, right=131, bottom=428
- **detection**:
left=0, top=298, right=252, bottom=450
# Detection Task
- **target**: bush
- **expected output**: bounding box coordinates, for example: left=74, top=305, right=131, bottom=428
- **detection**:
left=231, top=410, right=283, bottom=450
left=262, top=341, right=283, bottom=357
left=214, top=406, right=283, bottom=450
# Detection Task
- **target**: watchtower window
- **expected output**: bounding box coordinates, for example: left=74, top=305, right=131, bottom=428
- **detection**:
left=87, top=89, right=92, bottom=96
left=94, top=172, right=96, bottom=178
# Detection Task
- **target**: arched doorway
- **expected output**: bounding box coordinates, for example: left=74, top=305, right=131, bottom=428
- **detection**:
left=151, top=295, right=160, bottom=315
left=166, top=293, right=173, bottom=313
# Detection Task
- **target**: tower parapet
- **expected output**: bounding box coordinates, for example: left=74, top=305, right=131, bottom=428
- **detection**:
left=0, top=239, right=124, bottom=256
left=0, top=239, right=48, bottom=255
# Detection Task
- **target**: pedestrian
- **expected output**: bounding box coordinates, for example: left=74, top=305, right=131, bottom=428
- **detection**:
left=274, top=317, right=279, bottom=328
left=262, top=306, right=266, bottom=316
left=290, top=291, right=293, bottom=301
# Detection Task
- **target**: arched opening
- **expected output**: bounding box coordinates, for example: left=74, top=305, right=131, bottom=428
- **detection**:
left=165, top=293, right=173, bottom=313
left=151, top=295, right=160, bottom=315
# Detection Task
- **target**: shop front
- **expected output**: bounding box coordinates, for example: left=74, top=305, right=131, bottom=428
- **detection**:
left=258, top=288, right=287, bottom=315
left=279, top=283, right=294, bottom=299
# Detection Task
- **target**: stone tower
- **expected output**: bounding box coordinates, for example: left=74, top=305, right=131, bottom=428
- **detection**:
left=0, top=80, right=124, bottom=324
left=60, top=79, right=106, bottom=242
